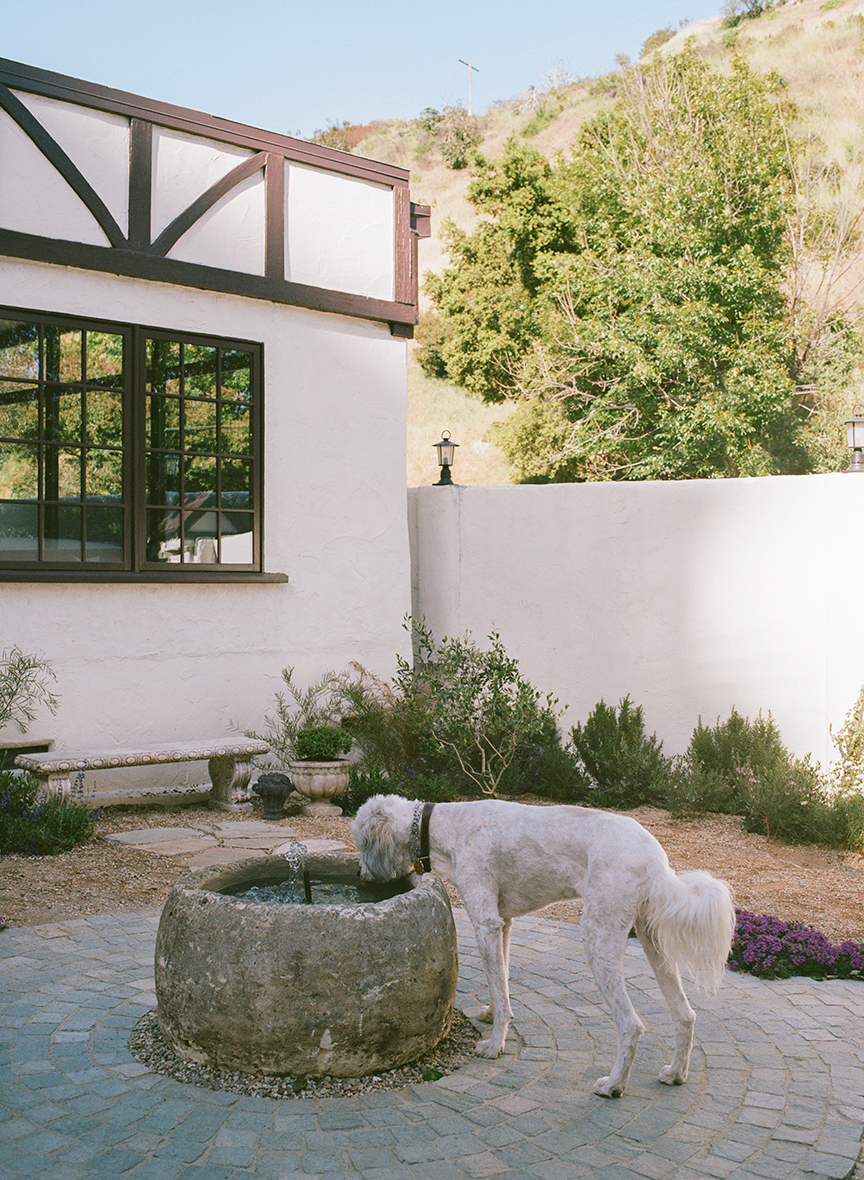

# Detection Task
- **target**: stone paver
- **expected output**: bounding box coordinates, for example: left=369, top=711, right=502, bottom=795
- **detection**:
left=104, top=822, right=348, bottom=864
left=1, top=907, right=862, bottom=1180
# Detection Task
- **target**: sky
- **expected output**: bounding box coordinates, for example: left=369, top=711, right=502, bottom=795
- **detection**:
left=2, top=0, right=722, bottom=140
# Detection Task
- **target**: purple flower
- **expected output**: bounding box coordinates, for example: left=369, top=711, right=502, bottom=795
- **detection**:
left=730, top=911, right=864, bottom=981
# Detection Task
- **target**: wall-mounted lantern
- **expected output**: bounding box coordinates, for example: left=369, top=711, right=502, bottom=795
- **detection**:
left=433, top=431, right=459, bottom=485
left=845, top=413, right=864, bottom=473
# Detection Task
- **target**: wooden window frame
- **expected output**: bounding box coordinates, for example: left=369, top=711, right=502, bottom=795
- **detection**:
left=0, top=305, right=281, bottom=584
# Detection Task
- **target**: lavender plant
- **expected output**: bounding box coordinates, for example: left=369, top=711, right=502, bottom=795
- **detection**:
left=0, top=768, right=95, bottom=855
left=729, top=910, right=864, bottom=981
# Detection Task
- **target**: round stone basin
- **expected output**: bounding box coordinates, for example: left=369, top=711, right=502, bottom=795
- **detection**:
left=154, top=852, right=458, bottom=1077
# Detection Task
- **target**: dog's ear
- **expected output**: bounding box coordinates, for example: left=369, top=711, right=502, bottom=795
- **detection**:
left=352, top=795, right=406, bottom=881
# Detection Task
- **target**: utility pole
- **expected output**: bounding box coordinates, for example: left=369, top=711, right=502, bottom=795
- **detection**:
left=458, top=59, right=479, bottom=116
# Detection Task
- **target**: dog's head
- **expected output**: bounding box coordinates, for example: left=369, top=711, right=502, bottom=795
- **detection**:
left=351, top=793, right=415, bottom=881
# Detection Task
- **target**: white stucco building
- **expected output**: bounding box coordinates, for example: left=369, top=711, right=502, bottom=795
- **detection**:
left=0, top=58, right=429, bottom=782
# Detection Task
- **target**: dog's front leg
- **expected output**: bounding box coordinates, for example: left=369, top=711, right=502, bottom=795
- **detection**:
left=477, top=917, right=512, bottom=1024
left=472, top=916, right=514, bottom=1057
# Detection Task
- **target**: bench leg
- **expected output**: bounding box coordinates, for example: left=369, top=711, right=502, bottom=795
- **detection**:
left=208, top=754, right=254, bottom=810
left=41, top=771, right=71, bottom=800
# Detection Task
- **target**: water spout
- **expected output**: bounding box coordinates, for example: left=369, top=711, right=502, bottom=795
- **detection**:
left=283, top=839, right=312, bottom=904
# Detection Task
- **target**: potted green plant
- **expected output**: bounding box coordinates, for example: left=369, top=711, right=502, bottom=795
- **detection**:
left=289, top=725, right=352, bottom=815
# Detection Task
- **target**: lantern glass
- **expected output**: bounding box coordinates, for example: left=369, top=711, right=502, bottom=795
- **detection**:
left=436, top=441, right=456, bottom=467
left=847, top=416, right=864, bottom=450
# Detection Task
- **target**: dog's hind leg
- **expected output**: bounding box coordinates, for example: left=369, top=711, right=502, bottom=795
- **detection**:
left=477, top=917, right=512, bottom=1024
left=582, top=906, right=644, bottom=1098
left=634, top=916, right=696, bottom=1086
left=471, top=915, right=514, bottom=1056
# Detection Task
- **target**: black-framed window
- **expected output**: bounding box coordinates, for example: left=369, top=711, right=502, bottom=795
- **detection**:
left=0, top=308, right=262, bottom=575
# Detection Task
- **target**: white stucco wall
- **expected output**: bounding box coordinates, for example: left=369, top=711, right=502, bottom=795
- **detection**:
left=0, top=257, right=412, bottom=786
left=286, top=165, right=394, bottom=300
left=409, top=476, right=864, bottom=768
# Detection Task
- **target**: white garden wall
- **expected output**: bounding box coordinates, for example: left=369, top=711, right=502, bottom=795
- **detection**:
left=409, top=475, right=864, bottom=768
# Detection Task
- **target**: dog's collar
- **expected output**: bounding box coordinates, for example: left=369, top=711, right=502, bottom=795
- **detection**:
left=410, top=801, right=435, bottom=873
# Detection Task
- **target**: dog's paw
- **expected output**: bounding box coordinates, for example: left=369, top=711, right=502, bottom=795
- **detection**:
left=475, top=1036, right=504, bottom=1059
left=476, top=1005, right=493, bottom=1024
left=593, top=1075, right=624, bottom=1099
left=658, top=1064, right=687, bottom=1086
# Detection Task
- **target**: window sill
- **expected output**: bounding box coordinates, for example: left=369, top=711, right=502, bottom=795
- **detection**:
left=0, top=570, right=289, bottom=584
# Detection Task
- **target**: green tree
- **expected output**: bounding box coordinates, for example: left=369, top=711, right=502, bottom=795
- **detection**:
left=425, top=50, right=811, bottom=481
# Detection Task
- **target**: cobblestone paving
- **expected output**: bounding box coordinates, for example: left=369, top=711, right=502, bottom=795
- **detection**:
left=1, top=908, right=862, bottom=1180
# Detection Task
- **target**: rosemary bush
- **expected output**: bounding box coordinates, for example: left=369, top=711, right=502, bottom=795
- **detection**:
left=568, top=696, right=669, bottom=808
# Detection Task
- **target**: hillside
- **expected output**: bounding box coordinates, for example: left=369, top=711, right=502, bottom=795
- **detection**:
left=332, top=0, right=864, bottom=485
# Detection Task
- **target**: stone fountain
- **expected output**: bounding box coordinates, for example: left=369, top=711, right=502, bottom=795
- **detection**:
left=154, top=843, right=458, bottom=1077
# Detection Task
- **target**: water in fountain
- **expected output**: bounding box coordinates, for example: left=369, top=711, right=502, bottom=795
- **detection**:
left=237, top=840, right=313, bottom=904
left=228, top=839, right=410, bottom=905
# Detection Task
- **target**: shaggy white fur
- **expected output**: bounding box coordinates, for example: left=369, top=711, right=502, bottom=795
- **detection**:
left=351, top=795, right=735, bottom=1098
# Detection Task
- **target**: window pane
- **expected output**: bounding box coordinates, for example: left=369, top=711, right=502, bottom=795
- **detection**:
left=85, top=449, right=123, bottom=498
left=147, top=395, right=181, bottom=449
left=44, top=504, right=82, bottom=561
left=85, top=390, right=122, bottom=446
left=220, top=514, right=254, bottom=564
left=0, top=384, right=39, bottom=440
left=0, top=441, right=38, bottom=499
left=184, top=400, right=218, bottom=453
left=42, top=387, right=82, bottom=444
left=58, top=449, right=82, bottom=499
left=221, top=403, right=251, bottom=455
left=147, top=507, right=182, bottom=563
left=220, top=457, right=251, bottom=503
left=146, top=453, right=181, bottom=505
left=86, top=332, right=123, bottom=388
left=146, top=339, right=181, bottom=395
left=0, top=320, right=39, bottom=380
left=221, top=350, right=252, bottom=400
left=184, top=455, right=217, bottom=495
left=44, top=326, right=82, bottom=382
left=184, top=344, right=217, bottom=399
left=84, top=504, right=123, bottom=563
left=0, top=501, right=38, bottom=560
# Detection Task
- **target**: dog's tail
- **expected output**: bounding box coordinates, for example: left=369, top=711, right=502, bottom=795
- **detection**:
left=642, top=868, right=735, bottom=993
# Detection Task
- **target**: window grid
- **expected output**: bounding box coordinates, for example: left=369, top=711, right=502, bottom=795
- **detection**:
left=0, top=308, right=261, bottom=575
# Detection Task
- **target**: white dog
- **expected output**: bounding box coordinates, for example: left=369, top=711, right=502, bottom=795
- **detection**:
left=352, top=795, right=735, bottom=1098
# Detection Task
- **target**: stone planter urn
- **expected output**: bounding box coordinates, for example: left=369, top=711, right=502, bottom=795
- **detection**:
left=288, top=759, right=350, bottom=816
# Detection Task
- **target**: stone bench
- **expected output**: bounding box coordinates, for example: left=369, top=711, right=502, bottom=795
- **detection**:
left=14, top=739, right=270, bottom=810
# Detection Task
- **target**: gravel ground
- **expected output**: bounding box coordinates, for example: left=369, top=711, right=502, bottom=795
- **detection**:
left=129, top=1007, right=480, bottom=1100
left=2, top=795, right=862, bottom=942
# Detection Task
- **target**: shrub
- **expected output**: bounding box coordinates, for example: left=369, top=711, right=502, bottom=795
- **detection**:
left=828, top=685, right=864, bottom=795
left=0, top=646, right=58, bottom=733
left=437, top=106, right=482, bottom=169
left=415, top=312, right=455, bottom=381
left=663, top=755, right=738, bottom=817
left=729, top=911, right=864, bottom=981
left=0, top=770, right=95, bottom=855
left=667, top=701, right=864, bottom=850
left=340, top=766, right=398, bottom=817
left=293, top=725, right=352, bottom=761
left=340, top=620, right=563, bottom=797
left=506, top=733, right=589, bottom=802
left=569, top=696, right=669, bottom=809
left=244, top=667, right=347, bottom=768
left=688, top=708, right=789, bottom=810
left=736, top=761, right=864, bottom=850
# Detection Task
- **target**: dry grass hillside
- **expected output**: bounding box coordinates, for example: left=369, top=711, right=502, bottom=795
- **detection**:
left=337, top=0, right=864, bottom=485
